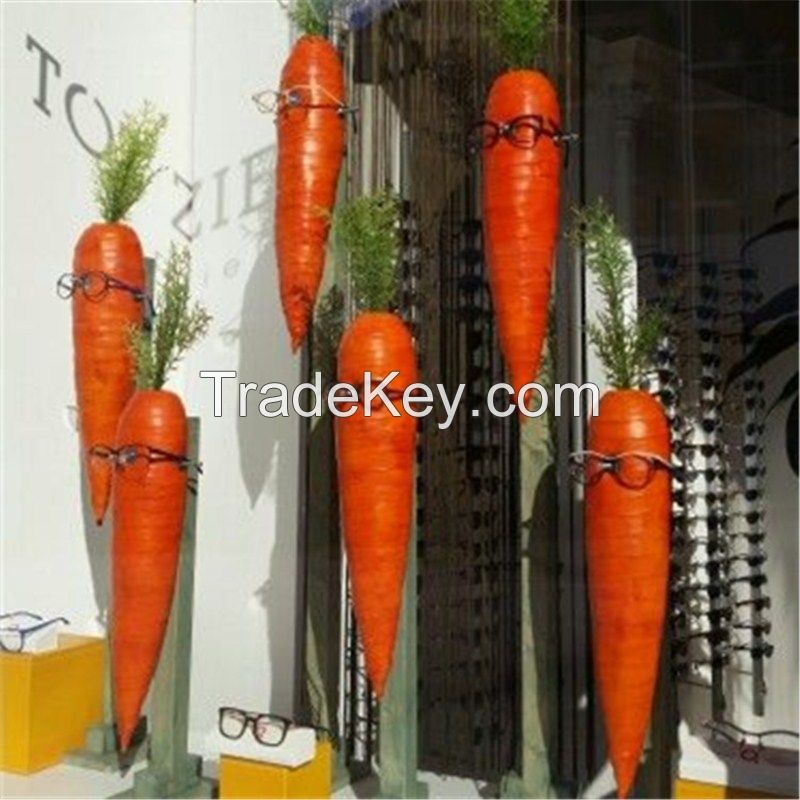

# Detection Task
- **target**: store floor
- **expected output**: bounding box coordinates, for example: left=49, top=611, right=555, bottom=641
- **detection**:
left=0, top=764, right=487, bottom=799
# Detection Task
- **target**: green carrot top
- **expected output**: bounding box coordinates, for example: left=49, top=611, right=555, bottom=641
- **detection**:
left=128, top=244, right=212, bottom=390
left=288, top=0, right=333, bottom=37
left=479, top=0, right=553, bottom=70
left=94, top=102, right=167, bottom=223
left=335, top=191, right=401, bottom=313
left=570, top=199, right=665, bottom=390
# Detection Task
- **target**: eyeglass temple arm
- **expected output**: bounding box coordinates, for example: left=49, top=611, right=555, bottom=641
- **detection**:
left=23, top=617, right=70, bottom=634
left=0, top=610, right=44, bottom=621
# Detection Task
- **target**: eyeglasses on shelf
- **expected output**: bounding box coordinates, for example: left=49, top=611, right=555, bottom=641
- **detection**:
left=0, top=614, right=70, bottom=653
left=218, top=706, right=332, bottom=747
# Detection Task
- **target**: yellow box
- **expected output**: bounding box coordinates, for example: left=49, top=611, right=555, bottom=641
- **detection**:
left=0, top=633, right=104, bottom=774
left=220, top=739, right=332, bottom=799
left=675, top=777, right=784, bottom=798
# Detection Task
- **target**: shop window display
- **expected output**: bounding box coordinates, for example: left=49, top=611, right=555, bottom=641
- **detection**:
left=0, top=1, right=796, bottom=799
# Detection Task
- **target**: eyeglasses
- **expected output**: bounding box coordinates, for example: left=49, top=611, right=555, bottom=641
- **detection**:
left=252, top=86, right=355, bottom=119
left=679, top=466, right=727, bottom=482
left=729, top=573, right=769, bottom=589
left=704, top=721, right=798, bottom=767
left=218, top=707, right=331, bottom=747
left=677, top=443, right=720, bottom=459
left=0, top=613, right=70, bottom=653
left=57, top=271, right=154, bottom=315
left=219, top=707, right=293, bottom=747
left=672, top=605, right=733, bottom=626
left=733, top=619, right=772, bottom=636
left=735, top=596, right=771, bottom=611
left=89, top=444, right=202, bottom=480
left=742, top=378, right=765, bottom=393
left=672, top=532, right=767, bottom=555
left=729, top=509, right=763, bottom=524
left=467, top=115, right=570, bottom=154
left=685, top=549, right=767, bottom=571
left=569, top=450, right=673, bottom=489
left=672, top=581, right=731, bottom=600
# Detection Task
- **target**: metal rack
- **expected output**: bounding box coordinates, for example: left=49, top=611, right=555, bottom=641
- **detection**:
left=640, top=252, right=772, bottom=720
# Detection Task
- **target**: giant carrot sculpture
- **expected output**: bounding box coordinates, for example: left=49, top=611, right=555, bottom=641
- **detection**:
left=334, top=193, right=416, bottom=697
left=570, top=202, right=670, bottom=799
left=274, top=0, right=346, bottom=351
left=101, top=245, right=210, bottom=750
left=60, top=105, right=166, bottom=524
left=477, top=0, right=563, bottom=403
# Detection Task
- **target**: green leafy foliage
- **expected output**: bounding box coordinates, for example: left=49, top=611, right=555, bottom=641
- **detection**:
left=570, top=199, right=665, bottom=390
left=335, top=191, right=401, bottom=312
left=479, top=0, right=553, bottom=70
left=288, top=0, right=333, bottom=36
left=94, top=103, right=167, bottom=223
left=313, top=286, right=346, bottom=377
left=129, top=244, right=212, bottom=390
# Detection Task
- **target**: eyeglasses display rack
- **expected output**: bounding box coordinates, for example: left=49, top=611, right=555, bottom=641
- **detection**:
left=640, top=251, right=774, bottom=722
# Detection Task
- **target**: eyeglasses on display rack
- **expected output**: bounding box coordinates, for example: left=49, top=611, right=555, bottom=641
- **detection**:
left=729, top=573, right=769, bottom=590
left=735, top=596, right=771, bottom=612
left=0, top=612, right=70, bottom=653
left=568, top=451, right=673, bottom=489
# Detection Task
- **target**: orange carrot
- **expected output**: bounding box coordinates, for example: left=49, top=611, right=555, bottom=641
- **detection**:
left=586, top=390, right=670, bottom=798
left=111, top=390, right=188, bottom=750
left=336, top=312, right=417, bottom=697
left=74, top=223, right=144, bottom=524
left=482, top=70, right=562, bottom=404
left=67, top=104, right=166, bottom=524
left=108, top=244, right=209, bottom=751
left=275, top=36, right=345, bottom=351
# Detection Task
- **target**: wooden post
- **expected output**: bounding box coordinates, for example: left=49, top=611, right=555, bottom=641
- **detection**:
left=114, top=417, right=214, bottom=799
left=501, top=402, right=558, bottom=798
left=378, top=486, right=427, bottom=800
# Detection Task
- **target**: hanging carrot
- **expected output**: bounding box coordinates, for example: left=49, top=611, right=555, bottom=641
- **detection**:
left=334, top=193, right=416, bottom=697
left=570, top=201, right=670, bottom=799
left=60, top=104, right=167, bottom=524
left=104, top=245, right=211, bottom=751
left=477, top=0, right=563, bottom=406
left=273, top=0, right=345, bottom=351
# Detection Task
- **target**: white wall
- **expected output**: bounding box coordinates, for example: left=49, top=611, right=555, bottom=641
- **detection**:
left=0, top=0, right=297, bottom=756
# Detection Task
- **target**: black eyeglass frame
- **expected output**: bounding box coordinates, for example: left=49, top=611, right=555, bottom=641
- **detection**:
left=57, top=271, right=155, bottom=317
left=0, top=615, right=71, bottom=653
left=468, top=114, right=576, bottom=156
left=217, top=706, right=333, bottom=747
left=568, top=450, right=673, bottom=489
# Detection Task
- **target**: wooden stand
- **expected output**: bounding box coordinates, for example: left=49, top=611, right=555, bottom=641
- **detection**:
left=378, top=491, right=427, bottom=799
left=113, top=417, right=214, bottom=798
left=501, top=410, right=558, bottom=798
